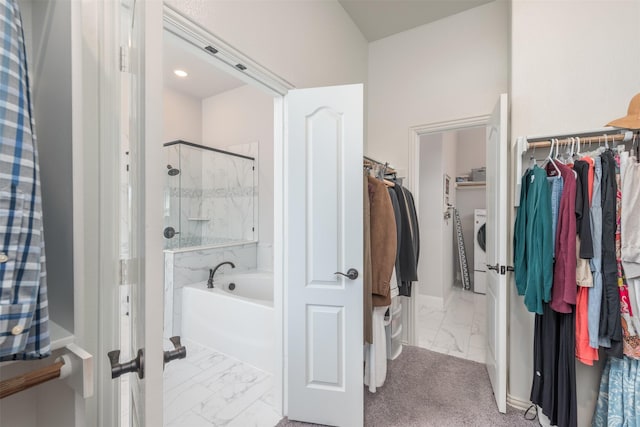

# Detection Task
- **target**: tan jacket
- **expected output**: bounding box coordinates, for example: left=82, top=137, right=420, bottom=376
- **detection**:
left=367, top=176, right=397, bottom=307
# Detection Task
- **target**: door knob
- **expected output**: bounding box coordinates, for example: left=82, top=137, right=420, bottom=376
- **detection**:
left=164, top=226, right=180, bottom=239
left=487, top=263, right=499, bottom=272
left=334, top=268, right=359, bottom=280
left=108, top=348, right=144, bottom=379
left=163, top=336, right=187, bottom=367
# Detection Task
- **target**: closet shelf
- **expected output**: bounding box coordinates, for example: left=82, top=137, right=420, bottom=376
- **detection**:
left=1, top=321, right=74, bottom=367
left=456, top=181, right=486, bottom=189
left=49, top=321, right=74, bottom=351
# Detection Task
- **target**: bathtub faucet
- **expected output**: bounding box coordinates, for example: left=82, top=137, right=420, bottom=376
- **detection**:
left=208, top=261, right=236, bottom=288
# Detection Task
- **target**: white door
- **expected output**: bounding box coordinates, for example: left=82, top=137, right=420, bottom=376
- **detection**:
left=485, top=93, right=508, bottom=413
left=286, top=84, right=364, bottom=426
left=119, top=0, right=145, bottom=424
left=117, top=1, right=164, bottom=426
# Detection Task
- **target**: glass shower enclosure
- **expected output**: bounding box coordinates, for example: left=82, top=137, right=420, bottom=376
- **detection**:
left=163, top=140, right=256, bottom=249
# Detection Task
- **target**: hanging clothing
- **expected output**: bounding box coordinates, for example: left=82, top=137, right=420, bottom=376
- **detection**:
left=367, top=176, right=397, bottom=307
left=550, top=161, right=577, bottom=314
left=624, top=277, right=640, bottom=359
left=387, top=187, right=403, bottom=296
left=530, top=303, right=577, bottom=427
left=0, top=0, right=50, bottom=361
left=589, top=156, right=604, bottom=350
left=391, top=184, right=419, bottom=297
left=599, top=150, right=622, bottom=355
left=621, top=157, right=640, bottom=279
left=363, top=172, right=373, bottom=344
left=576, top=287, right=598, bottom=365
left=513, top=165, right=554, bottom=314
left=548, top=175, right=564, bottom=252
left=617, top=153, right=640, bottom=359
left=364, top=305, right=390, bottom=392
left=592, top=356, right=640, bottom=427
left=574, top=159, right=594, bottom=258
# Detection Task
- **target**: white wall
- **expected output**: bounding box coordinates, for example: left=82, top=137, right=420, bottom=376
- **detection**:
left=165, top=0, right=368, bottom=90
left=367, top=0, right=508, bottom=173
left=418, top=134, right=444, bottom=298
left=202, top=85, right=275, bottom=270
left=509, top=1, right=640, bottom=425
left=442, top=132, right=457, bottom=304
left=25, top=0, right=75, bottom=333
left=454, top=127, right=486, bottom=285
left=417, top=131, right=457, bottom=302
left=163, top=87, right=203, bottom=144
left=1, top=1, right=78, bottom=426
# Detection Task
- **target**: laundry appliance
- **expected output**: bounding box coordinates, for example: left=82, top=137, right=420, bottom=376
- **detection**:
left=473, top=209, right=487, bottom=294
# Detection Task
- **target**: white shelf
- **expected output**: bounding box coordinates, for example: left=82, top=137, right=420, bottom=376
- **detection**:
left=50, top=320, right=75, bottom=351
left=1, top=321, right=74, bottom=366
left=456, top=181, right=486, bottom=189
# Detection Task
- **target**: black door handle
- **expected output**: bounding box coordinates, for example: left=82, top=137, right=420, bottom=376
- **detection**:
left=487, top=263, right=499, bottom=272
left=334, top=268, right=359, bottom=280
left=108, top=348, right=144, bottom=379
left=163, top=336, right=187, bottom=367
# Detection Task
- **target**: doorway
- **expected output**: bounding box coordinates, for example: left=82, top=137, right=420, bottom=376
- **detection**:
left=413, top=126, right=488, bottom=363
left=160, top=19, right=281, bottom=427
left=118, top=5, right=293, bottom=425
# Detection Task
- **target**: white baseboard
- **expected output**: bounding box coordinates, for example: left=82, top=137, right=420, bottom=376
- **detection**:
left=507, top=393, right=532, bottom=411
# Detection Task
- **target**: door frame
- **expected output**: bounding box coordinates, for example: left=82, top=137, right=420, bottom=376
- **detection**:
left=405, top=114, right=491, bottom=347
left=151, top=5, right=293, bottom=422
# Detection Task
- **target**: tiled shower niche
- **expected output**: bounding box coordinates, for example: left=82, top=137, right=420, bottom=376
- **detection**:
left=163, top=140, right=256, bottom=250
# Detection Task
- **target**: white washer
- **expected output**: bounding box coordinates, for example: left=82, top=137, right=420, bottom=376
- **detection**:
left=473, top=209, right=487, bottom=294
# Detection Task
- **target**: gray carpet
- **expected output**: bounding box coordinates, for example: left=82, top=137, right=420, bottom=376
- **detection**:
left=277, top=346, right=537, bottom=427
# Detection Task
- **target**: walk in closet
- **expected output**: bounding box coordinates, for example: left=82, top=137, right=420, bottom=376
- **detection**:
left=362, top=157, right=419, bottom=392
left=514, top=116, right=640, bottom=426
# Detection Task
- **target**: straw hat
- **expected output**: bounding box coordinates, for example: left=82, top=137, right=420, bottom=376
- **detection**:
left=606, top=92, right=640, bottom=129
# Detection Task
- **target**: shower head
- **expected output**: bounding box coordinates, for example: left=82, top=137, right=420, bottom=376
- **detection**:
left=167, top=164, right=180, bottom=176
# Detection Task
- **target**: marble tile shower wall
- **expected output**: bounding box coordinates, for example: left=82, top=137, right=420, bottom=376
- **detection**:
left=165, top=145, right=181, bottom=250
left=164, top=143, right=257, bottom=249
left=200, top=153, right=255, bottom=243
left=164, top=242, right=257, bottom=339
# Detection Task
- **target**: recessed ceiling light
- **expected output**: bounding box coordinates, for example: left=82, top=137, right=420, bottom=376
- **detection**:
left=174, top=69, right=188, bottom=78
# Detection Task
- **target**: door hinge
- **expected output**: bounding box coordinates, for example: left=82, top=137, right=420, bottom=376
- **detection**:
left=120, top=259, right=134, bottom=285
left=119, top=46, right=129, bottom=72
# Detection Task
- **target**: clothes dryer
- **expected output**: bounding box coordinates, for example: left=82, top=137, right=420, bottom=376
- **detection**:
left=474, top=209, right=487, bottom=294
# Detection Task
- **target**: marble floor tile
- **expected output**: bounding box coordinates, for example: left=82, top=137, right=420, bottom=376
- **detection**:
left=433, top=325, right=470, bottom=354
left=226, top=399, right=282, bottom=427
left=417, top=286, right=488, bottom=364
left=418, top=327, right=439, bottom=348
left=417, top=307, right=446, bottom=330
left=163, top=340, right=280, bottom=427
left=166, top=410, right=214, bottom=427
left=164, top=380, right=212, bottom=424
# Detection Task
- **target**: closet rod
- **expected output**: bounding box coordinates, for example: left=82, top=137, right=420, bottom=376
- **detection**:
left=0, top=359, right=65, bottom=399
left=363, top=155, right=396, bottom=174
left=526, top=130, right=637, bottom=149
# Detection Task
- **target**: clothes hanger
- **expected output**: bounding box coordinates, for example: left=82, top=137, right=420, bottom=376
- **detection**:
left=543, top=138, right=562, bottom=176
left=554, top=138, right=566, bottom=164
left=528, top=145, right=537, bottom=169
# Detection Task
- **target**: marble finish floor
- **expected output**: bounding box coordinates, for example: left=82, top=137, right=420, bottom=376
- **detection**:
left=417, top=286, right=487, bottom=363
left=163, top=339, right=281, bottom=427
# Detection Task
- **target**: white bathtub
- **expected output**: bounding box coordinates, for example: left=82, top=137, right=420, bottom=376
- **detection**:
left=181, top=271, right=274, bottom=373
